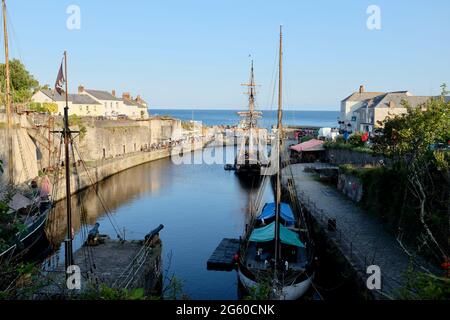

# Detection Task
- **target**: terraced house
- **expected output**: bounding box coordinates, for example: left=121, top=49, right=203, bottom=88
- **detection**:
left=31, top=89, right=102, bottom=116
left=31, top=86, right=150, bottom=120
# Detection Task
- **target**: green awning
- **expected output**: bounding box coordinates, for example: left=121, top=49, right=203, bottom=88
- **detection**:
left=249, top=222, right=305, bottom=247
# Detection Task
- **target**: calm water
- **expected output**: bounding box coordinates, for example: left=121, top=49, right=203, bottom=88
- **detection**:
left=45, top=146, right=273, bottom=300
left=151, top=109, right=339, bottom=129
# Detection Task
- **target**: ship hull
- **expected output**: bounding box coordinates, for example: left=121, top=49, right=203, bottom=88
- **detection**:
left=235, top=164, right=261, bottom=180
left=238, top=267, right=313, bottom=300
left=0, top=204, right=50, bottom=261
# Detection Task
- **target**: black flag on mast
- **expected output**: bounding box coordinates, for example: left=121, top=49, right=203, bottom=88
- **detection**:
left=55, top=60, right=65, bottom=95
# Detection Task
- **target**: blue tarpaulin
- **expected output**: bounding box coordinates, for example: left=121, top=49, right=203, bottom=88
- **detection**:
left=257, top=202, right=295, bottom=223
left=249, top=222, right=305, bottom=247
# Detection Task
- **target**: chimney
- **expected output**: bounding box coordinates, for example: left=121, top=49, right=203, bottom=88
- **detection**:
left=122, top=92, right=131, bottom=100
left=359, top=85, right=365, bottom=94
left=389, top=101, right=395, bottom=108
left=78, top=85, right=84, bottom=93
left=112, top=89, right=116, bottom=97
left=135, top=95, right=142, bottom=103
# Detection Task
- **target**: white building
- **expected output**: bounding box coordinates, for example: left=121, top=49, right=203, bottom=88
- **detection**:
left=78, top=86, right=123, bottom=118
left=340, top=85, right=435, bottom=133
left=32, top=86, right=150, bottom=120
left=121, top=92, right=150, bottom=120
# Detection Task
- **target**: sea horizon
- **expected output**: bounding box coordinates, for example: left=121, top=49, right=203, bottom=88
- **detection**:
left=150, top=108, right=340, bottom=128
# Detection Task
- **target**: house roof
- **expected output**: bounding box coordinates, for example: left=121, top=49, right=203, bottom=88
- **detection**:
left=373, top=93, right=431, bottom=109
left=39, top=90, right=100, bottom=105
left=85, top=89, right=122, bottom=101
left=40, top=89, right=65, bottom=101
left=342, top=92, right=384, bottom=102
left=122, top=98, right=139, bottom=106
left=123, top=98, right=147, bottom=108
left=70, top=94, right=101, bottom=105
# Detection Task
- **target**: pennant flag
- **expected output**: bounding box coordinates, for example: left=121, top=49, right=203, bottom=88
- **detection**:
left=54, top=61, right=65, bottom=95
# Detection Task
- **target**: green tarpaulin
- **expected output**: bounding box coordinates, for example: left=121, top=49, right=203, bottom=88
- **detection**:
left=249, top=222, right=305, bottom=247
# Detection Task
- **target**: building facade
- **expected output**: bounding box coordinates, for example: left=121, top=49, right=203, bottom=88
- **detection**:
left=340, top=85, right=434, bottom=133
left=32, top=86, right=150, bottom=120
left=32, top=89, right=102, bottom=116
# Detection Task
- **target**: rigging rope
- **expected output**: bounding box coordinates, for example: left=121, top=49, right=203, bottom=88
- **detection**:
left=72, top=143, right=125, bottom=240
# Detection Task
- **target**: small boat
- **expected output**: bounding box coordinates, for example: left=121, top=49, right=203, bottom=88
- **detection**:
left=238, top=202, right=315, bottom=299
left=224, top=164, right=235, bottom=171
left=237, top=26, right=315, bottom=300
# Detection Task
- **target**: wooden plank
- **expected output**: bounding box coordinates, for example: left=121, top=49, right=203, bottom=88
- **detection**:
left=207, top=238, right=240, bottom=271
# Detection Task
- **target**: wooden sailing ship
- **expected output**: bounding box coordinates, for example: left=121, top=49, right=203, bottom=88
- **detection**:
left=237, top=27, right=315, bottom=300
left=234, top=61, right=263, bottom=182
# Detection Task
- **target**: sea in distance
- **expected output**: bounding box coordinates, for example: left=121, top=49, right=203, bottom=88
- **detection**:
left=151, top=109, right=340, bottom=129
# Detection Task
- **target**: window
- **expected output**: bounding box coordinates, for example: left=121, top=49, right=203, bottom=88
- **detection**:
left=86, top=106, right=89, bottom=111
left=351, top=116, right=357, bottom=122
left=116, top=102, right=119, bottom=109
left=111, top=102, right=113, bottom=108
left=104, top=102, right=107, bottom=108
left=79, top=106, right=82, bottom=111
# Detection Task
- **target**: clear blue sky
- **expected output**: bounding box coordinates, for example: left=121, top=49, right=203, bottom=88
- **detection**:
left=3, top=0, right=450, bottom=110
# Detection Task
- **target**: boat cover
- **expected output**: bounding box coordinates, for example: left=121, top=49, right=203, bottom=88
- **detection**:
left=290, top=139, right=324, bottom=152
left=257, top=202, right=295, bottom=223
left=249, top=221, right=305, bottom=247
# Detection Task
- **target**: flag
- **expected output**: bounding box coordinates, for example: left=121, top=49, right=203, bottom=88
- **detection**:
left=54, top=61, right=65, bottom=95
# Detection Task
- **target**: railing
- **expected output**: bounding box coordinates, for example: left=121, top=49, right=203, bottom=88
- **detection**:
left=296, top=189, right=397, bottom=299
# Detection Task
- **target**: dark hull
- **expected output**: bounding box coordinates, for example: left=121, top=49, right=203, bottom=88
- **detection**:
left=235, top=164, right=261, bottom=182
left=0, top=203, right=51, bottom=262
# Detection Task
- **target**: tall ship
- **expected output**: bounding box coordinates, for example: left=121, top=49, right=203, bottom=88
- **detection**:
left=234, top=61, right=263, bottom=182
left=237, top=27, right=315, bottom=300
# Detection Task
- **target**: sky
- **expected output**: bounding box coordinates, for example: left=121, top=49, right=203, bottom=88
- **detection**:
left=2, top=0, right=450, bottom=110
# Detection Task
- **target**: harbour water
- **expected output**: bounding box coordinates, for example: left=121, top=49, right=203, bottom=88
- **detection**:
left=44, top=146, right=273, bottom=300
left=34, top=109, right=358, bottom=300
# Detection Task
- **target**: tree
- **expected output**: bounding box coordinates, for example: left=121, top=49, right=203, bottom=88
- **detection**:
left=372, top=88, right=449, bottom=264
left=0, top=59, right=39, bottom=104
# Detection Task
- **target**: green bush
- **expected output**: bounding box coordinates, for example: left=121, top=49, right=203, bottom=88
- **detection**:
left=29, top=102, right=58, bottom=114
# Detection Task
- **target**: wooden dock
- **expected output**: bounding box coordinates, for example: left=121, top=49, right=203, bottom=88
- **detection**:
left=37, top=237, right=163, bottom=298
left=207, top=238, right=240, bottom=271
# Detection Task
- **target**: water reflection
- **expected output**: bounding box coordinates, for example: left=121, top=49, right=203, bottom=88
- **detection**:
left=44, top=146, right=273, bottom=299
left=46, top=159, right=173, bottom=247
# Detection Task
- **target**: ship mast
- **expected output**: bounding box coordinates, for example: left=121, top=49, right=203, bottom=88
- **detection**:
left=238, top=60, right=261, bottom=163
left=62, top=51, right=74, bottom=270
left=274, top=25, right=283, bottom=271
left=248, top=60, right=255, bottom=118
left=2, top=0, right=13, bottom=185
